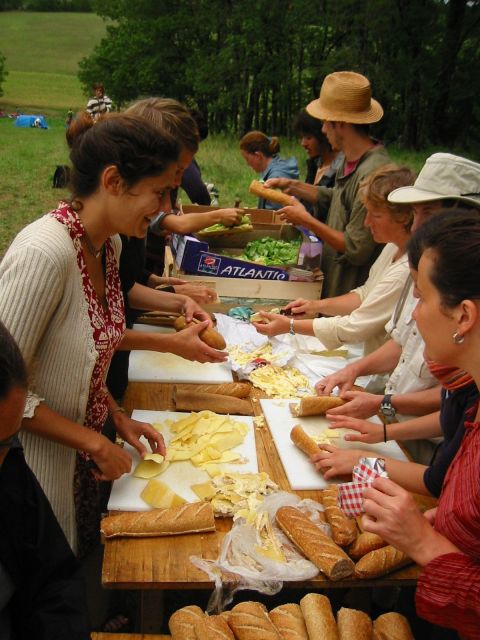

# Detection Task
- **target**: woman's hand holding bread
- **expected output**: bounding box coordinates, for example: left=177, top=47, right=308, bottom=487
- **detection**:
left=312, top=444, right=367, bottom=480
left=326, top=414, right=385, bottom=444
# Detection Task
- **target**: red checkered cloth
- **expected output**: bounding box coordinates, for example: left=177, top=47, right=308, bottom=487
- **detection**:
left=337, top=458, right=388, bottom=518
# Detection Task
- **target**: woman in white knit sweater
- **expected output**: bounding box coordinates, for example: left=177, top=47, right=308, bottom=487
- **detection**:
left=253, top=165, right=415, bottom=356
left=0, top=112, right=182, bottom=555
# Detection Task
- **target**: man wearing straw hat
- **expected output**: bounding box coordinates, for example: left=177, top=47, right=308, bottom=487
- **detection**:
left=266, top=71, right=390, bottom=299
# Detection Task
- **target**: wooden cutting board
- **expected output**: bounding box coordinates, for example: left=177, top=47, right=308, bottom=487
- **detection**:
left=260, top=398, right=409, bottom=490
left=107, top=409, right=257, bottom=511
left=128, top=323, right=233, bottom=384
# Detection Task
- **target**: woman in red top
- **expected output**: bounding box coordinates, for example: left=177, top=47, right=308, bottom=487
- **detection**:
left=362, top=209, right=480, bottom=639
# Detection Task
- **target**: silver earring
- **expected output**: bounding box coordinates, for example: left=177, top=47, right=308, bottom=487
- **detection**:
left=452, top=332, right=465, bottom=344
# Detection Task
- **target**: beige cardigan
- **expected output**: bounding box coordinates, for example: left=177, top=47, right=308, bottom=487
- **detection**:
left=0, top=214, right=122, bottom=551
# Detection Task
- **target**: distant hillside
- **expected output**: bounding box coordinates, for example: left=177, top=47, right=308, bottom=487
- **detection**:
left=0, top=11, right=107, bottom=113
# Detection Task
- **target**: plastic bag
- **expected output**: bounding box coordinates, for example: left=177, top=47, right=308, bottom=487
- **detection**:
left=190, top=491, right=328, bottom=612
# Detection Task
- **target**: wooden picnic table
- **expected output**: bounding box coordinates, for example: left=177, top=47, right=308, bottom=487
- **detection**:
left=102, top=381, right=436, bottom=592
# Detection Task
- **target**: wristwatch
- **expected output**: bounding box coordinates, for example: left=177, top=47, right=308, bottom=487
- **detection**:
left=380, top=394, right=396, bottom=422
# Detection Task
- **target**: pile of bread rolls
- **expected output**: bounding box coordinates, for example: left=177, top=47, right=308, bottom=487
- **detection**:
left=275, top=485, right=411, bottom=581
left=169, top=593, right=414, bottom=639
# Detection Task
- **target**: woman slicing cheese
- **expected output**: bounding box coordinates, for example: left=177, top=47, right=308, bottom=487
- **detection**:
left=253, top=165, right=415, bottom=357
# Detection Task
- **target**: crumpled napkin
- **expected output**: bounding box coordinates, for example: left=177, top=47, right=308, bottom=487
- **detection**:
left=337, top=457, right=388, bottom=518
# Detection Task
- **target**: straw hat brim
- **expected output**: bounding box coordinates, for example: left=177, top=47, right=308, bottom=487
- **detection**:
left=388, top=185, right=480, bottom=207
left=306, top=97, right=384, bottom=124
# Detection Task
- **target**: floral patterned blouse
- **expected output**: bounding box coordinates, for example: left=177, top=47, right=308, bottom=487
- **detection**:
left=50, top=203, right=125, bottom=441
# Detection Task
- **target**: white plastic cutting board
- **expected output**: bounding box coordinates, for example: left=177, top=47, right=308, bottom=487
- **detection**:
left=107, top=409, right=257, bottom=511
left=260, top=398, right=408, bottom=490
left=128, top=323, right=233, bottom=384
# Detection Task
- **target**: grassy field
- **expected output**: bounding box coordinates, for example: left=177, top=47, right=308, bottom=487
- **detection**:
left=0, top=11, right=441, bottom=255
left=0, top=11, right=107, bottom=112
left=0, top=113, right=435, bottom=255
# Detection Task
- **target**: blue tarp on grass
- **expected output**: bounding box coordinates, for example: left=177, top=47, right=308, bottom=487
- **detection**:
left=14, top=115, right=48, bottom=129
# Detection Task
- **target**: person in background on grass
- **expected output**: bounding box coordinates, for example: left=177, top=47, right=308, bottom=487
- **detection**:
left=239, top=130, right=299, bottom=210
left=0, top=321, right=90, bottom=640
left=362, top=210, right=480, bottom=639
left=253, top=165, right=414, bottom=357
left=266, top=71, right=390, bottom=298
left=292, top=109, right=343, bottom=218
left=0, top=112, right=180, bottom=558
left=86, top=83, right=113, bottom=121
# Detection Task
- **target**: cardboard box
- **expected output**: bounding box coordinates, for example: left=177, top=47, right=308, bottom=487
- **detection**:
left=170, top=213, right=323, bottom=282
left=174, top=273, right=323, bottom=314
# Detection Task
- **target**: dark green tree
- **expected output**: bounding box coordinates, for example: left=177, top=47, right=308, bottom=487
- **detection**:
left=78, top=0, right=480, bottom=149
left=0, top=52, right=7, bottom=98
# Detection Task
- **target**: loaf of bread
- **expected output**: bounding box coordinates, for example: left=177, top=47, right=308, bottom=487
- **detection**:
left=169, top=605, right=205, bottom=640
left=299, top=593, right=338, bottom=640
left=321, top=485, right=358, bottom=547
left=373, top=612, right=414, bottom=639
left=290, top=395, right=345, bottom=417
left=174, top=315, right=226, bottom=350
left=178, top=382, right=251, bottom=398
left=337, top=607, right=373, bottom=639
left=194, top=614, right=235, bottom=640
left=100, top=502, right=215, bottom=538
left=348, top=531, right=387, bottom=560
left=276, top=506, right=354, bottom=580
left=229, top=601, right=282, bottom=639
left=174, top=387, right=253, bottom=415
left=269, top=603, right=308, bottom=640
left=249, top=179, right=294, bottom=207
left=290, top=425, right=320, bottom=457
left=355, top=545, right=411, bottom=579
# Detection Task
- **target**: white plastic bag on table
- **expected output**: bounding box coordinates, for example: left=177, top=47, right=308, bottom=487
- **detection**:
left=190, top=491, right=329, bottom=612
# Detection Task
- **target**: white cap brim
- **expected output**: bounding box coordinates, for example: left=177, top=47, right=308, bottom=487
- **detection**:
left=388, top=185, right=480, bottom=207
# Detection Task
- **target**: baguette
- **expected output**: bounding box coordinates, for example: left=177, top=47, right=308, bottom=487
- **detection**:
left=249, top=179, right=294, bottom=207
left=275, top=506, right=354, bottom=580
left=177, top=382, right=251, bottom=399
left=348, top=531, right=387, bottom=560
left=169, top=605, right=205, bottom=640
left=195, top=614, right=235, bottom=640
left=269, top=603, right=308, bottom=640
left=354, top=545, right=411, bottom=579
left=174, top=315, right=226, bottom=350
left=100, top=501, right=215, bottom=538
left=373, top=612, right=414, bottom=639
left=299, top=593, right=339, bottom=640
left=337, top=607, right=373, bottom=640
left=322, top=485, right=358, bottom=547
left=290, top=395, right=345, bottom=417
left=290, top=425, right=320, bottom=457
left=174, top=388, right=253, bottom=415
left=229, top=601, right=282, bottom=639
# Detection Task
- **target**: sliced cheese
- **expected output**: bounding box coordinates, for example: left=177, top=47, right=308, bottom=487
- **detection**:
left=190, top=481, right=216, bottom=501
left=140, top=478, right=186, bottom=509
left=133, top=459, right=169, bottom=479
